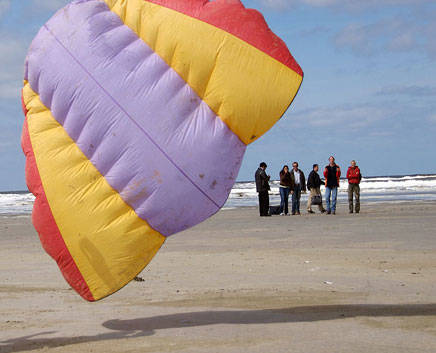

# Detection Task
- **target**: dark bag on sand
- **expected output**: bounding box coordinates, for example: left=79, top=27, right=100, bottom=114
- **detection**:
left=311, top=195, right=322, bottom=205
left=269, top=205, right=281, bottom=215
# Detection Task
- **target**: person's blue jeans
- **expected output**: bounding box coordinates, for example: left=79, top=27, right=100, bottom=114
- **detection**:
left=279, top=187, right=290, bottom=214
left=292, top=184, right=302, bottom=214
left=325, top=186, right=338, bottom=212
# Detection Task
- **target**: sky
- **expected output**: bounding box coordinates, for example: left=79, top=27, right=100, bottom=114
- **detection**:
left=0, top=0, right=435, bottom=191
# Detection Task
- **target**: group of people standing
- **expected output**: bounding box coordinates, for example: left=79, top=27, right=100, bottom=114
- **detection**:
left=255, top=156, right=361, bottom=216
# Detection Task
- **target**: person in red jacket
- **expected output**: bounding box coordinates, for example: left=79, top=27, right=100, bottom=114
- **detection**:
left=346, top=160, right=361, bottom=213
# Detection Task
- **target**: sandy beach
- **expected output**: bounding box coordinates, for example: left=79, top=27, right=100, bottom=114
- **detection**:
left=1, top=201, right=435, bottom=353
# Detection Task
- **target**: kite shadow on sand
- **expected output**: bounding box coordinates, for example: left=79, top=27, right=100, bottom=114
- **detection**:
left=1, top=304, right=435, bottom=352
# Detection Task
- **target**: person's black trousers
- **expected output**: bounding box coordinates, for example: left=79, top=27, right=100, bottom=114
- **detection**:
left=258, top=191, right=270, bottom=216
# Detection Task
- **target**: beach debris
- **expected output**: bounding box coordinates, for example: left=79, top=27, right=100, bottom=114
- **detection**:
left=21, top=0, right=303, bottom=302
left=323, top=281, right=333, bottom=285
left=304, top=260, right=311, bottom=264
left=133, top=276, right=145, bottom=282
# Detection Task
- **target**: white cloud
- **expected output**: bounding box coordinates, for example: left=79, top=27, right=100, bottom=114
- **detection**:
left=290, top=104, right=395, bottom=130
left=334, top=16, right=435, bottom=59
left=425, top=20, right=436, bottom=59
left=0, top=0, right=10, bottom=18
left=256, top=0, right=292, bottom=10
left=378, top=85, right=436, bottom=97
left=299, top=25, right=332, bottom=37
left=257, top=0, right=434, bottom=11
left=334, top=23, right=376, bottom=55
left=0, top=33, right=28, bottom=100
left=0, top=37, right=27, bottom=76
left=0, top=80, right=21, bottom=100
left=428, top=114, right=436, bottom=124
left=255, top=0, right=436, bottom=60
left=301, top=0, right=341, bottom=6
left=388, top=31, right=415, bottom=51
left=32, top=0, right=70, bottom=12
left=21, top=0, right=70, bottom=20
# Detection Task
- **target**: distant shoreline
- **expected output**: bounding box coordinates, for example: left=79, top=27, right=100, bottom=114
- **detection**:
left=1, top=173, right=436, bottom=194
left=2, top=174, right=436, bottom=215
left=0, top=190, right=30, bottom=194
left=235, top=173, right=436, bottom=184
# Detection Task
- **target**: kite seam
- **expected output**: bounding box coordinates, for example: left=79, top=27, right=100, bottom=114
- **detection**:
left=42, top=23, right=221, bottom=210
left=142, top=0, right=303, bottom=76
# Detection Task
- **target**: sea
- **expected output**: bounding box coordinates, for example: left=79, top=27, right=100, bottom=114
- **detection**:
left=1, top=174, right=436, bottom=215
left=226, top=174, right=436, bottom=209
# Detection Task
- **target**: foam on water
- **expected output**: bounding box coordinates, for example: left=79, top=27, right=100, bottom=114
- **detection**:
left=225, top=174, right=436, bottom=208
left=1, top=174, right=435, bottom=214
left=0, top=192, right=35, bottom=215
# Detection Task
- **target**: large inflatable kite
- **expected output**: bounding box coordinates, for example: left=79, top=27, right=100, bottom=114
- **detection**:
left=21, top=0, right=303, bottom=301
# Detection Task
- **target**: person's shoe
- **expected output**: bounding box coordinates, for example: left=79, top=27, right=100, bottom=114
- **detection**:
left=321, top=209, right=326, bottom=214
left=308, top=210, right=315, bottom=214
left=356, top=211, right=360, bottom=214
left=326, top=210, right=331, bottom=214
left=280, top=212, right=285, bottom=216
left=296, top=212, right=301, bottom=215
left=332, top=211, right=336, bottom=215
left=349, top=210, right=353, bottom=214
left=291, top=212, right=296, bottom=215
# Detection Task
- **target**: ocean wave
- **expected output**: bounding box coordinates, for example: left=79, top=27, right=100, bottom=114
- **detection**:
left=225, top=174, right=436, bottom=208
left=1, top=174, right=436, bottom=214
left=0, top=193, right=35, bottom=215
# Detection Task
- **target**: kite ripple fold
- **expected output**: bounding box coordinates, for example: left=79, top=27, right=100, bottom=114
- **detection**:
left=21, top=0, right=303, bottom=301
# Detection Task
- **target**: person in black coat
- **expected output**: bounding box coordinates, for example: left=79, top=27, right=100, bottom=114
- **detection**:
left=255, top=162, right=270, bottom=216
left=306, top=164, right=326, bottom=213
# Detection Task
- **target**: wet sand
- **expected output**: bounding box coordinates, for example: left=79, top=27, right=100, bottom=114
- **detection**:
left=1, top=201, right=435, bottom=353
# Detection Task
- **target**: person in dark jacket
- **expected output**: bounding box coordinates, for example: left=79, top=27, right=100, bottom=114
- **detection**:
left=346, top=160, right=361, bottom=213
left=307, top=164, right=326, bottom=214
left=255, top=162, right=271, bottom=216
left=323, top=156, right=341, bottom=215
left=279, top=165, right=293, bottom=215
left=289, top=162, right=306, bottom=215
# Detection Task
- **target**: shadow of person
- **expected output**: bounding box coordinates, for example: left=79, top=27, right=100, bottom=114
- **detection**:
left=1, top=304, right=434, bottom=353
left=0, top=328, right=154, bottom=353
left=102, top=303, right=436, bottom=332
